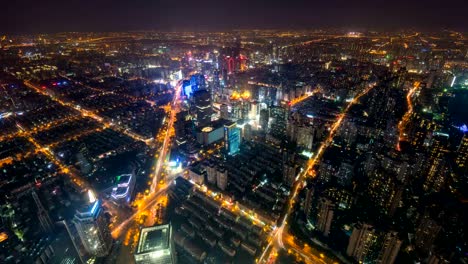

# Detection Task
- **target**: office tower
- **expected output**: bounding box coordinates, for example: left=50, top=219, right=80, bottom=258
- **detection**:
left=316, top=198, right=334, bottom=237
left=303, top=185, right=314, bottom=216
left=224, top=121, right=241, bottom=155
left=32, top=191, right=54, bottom=233
left=216, top=167, right=228, bottom=190
left=259, top=108, right=269, bottom=132
left=378, top=231, right=402, bottom=264
left=188, top=164, right=205, bottom=185
left=76, top=143, right=92, bottom=175
left=269, top=105, right=288, bottom=139
left=347, top=223, right=377, bottom=261
left=111, top=173, right=136, bottom=204
left=182, top=80, right=192, bottom=98
left=243, top=123, right=252, bottom=141
left=134, top=224, right=176, bottom=264
left=190, top=74, right=206, bottom=91
left=455, top=134, right=468, bottom=169
left=72, top=197, right=112, bottom=257
left=192, top=90, right=212, bottom=127
left=204, top=160, right=217, bottom=184
left=220, top=103, right=229, bottom=120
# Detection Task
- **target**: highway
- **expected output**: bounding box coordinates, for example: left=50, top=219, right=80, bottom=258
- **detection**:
left=258, top=82, right=377, bottom=263
left=111, top=79, right=182, bottom=239
left=396, top=81, right=420, bottom=151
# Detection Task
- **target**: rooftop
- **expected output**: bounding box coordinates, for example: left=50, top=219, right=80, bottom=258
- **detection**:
left=136, top=224, right=171, bottom=255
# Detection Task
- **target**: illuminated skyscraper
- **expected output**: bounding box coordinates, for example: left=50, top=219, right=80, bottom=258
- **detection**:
left=455, top=134, right=468, bottom=169
left=424, top=132, right=449, bottom=192
left=72, top=197, right=112, bottom=257
left=269, top=105, right=288, bottom=139
left=224, top=121, right=241, bottom=155
left=134, top=224, right=176, bottom=264
left=192, top=89, right=212, bottom=127
left=111, top=173, right=136, bottom=204
left=347, top=223, right=402, bottom=264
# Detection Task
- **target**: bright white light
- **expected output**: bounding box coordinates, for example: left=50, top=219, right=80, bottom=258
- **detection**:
left=451, top=76, right=456, bottom=87
left=88, top=190, right=96, bottom=204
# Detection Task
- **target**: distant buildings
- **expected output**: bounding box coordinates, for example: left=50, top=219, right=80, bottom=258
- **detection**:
left=134, top=224, right=176, bottom=264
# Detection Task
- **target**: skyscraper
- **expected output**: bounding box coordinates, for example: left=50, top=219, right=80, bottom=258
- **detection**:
left=259, top=108, right=269, bottom=132
left=72, top=194, right=112, bottom=257
left=224, top=121, right=241, bottom=155
left=455, top=134, right=468, bottom=169
left=32, top=191, right=54, bottom=233
left=316, top=198, right=334, bottom=237
left=192, top=89, right=212, bottom=127
left=269, top=105, right=288, bottom=139
left=347, top=223, right=402, bottom=264
left=347, top=223, right=377, bottom=261
left=111, top=173, right=136, bottom=204
left=134, top=224, right=176, bottom=264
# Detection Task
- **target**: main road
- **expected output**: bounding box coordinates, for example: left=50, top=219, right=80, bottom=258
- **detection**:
left=258, top=82, right=377, bottom=264
left=111, top=79, right=182, bottom=238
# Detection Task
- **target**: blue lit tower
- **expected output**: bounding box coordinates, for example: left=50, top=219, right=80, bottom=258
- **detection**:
left=224, top=121, right=241, bottom=155
left=72, top=192, right=112, bottom=257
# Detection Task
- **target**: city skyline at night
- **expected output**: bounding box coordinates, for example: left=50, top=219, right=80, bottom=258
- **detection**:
left=0, top=1, right=467, bottom=264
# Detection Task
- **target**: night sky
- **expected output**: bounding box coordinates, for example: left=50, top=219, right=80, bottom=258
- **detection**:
left=2, top=0, right=467, bottom=33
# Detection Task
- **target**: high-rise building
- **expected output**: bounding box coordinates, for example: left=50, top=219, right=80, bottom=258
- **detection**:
left=111, top=173, right=136, bottom=204
left=72, top=197, right=112, bottom=257
left=303, top=185, right=314, bottom=216
left=283, top=162, right=298, bottom=186
left=32, top=191, right=54, bottom=233
left=243, top=123, right=253, bottom=141
left=192, top=90, right=212, bottom=127
left=220, top=103, right=229, bottom=120
left=190, top=74, right=206, bottom=91
left=455, top=134, right=468, bottom=169
left=216, top=167, right=228, bottom=190
left=347, top=223, right=377, bottom=261
left=269, top=105, right=288, bottom=139
left=347, top=223, right=401, bottom=264
left=424, top=132, right=449, bottom=192
left=259, top=109, right=269, bottom=132
left=316, top=198, right=334, bottom=237
left=134, top=224, right=176, bottom=264
left=378, top=231, right=402, bottom=264
left=224, top=121, right=241, bottom=155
